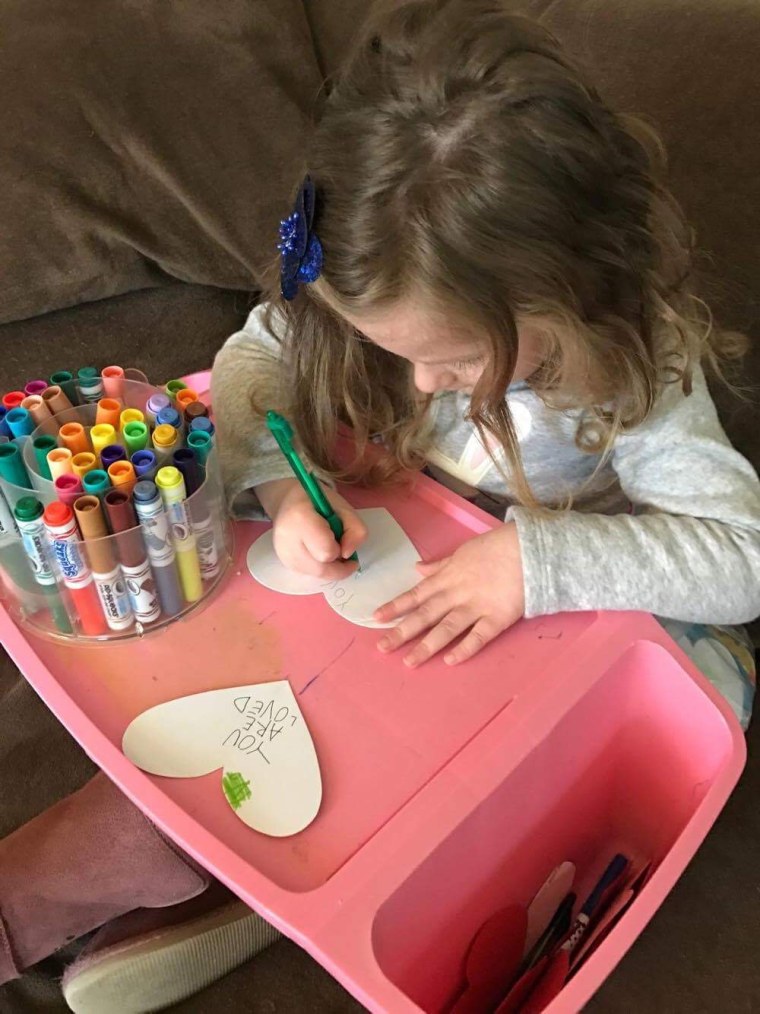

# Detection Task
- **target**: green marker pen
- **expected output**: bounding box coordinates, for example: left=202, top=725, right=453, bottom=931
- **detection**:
left=266, top=411, right=359, bottom=566
left=82, top=469, right=111, bottom=499
left=33, top=435, right=59, bottom=481
left=14, top=496, right=73, bottom=634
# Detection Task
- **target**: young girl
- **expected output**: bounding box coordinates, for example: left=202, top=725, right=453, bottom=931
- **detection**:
left=2, top=1, right=758, bottom=1009
left=213, top=0, right=759, bottom=723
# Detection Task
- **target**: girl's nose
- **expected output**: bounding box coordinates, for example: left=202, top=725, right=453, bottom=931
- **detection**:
left=413, top=363, right=452, bottom=393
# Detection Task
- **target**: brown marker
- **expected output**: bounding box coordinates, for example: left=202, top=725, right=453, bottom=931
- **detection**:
left=73, top=495, right=133, bottom=631
left=42, top=385, right=74, bottom=415
left=183, top=400, right=209, bottom=423
left=21, top=395, right=51, bottom=427
left=104, top=490, right=161, bottom=624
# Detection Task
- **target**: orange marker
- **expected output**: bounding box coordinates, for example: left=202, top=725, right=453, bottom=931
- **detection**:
left=96, top=398, right=122, bottom=428
left=43, top=501, right=108, bottom=637
left=72, top=451, right=98, bottom=480
left=47, top=447, right=74, bottom=481
left=101, top=366, right=125, bottom=400
left=107, top=459, right=136, bottom=494
left=41, top=385, right=74, bottom=415
left=59, top=421, right=90, bottom=456
left=175, top=388, right=199, bottom=415
left=21, top=395, right=52, bottom=427
left=90, top=424, right=117, bottom=462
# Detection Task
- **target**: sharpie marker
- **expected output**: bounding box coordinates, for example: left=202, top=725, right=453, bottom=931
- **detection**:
left=14, top=496, right=72, bottom=633
left=104, top=489, right=161, bottom=625
left=43, top=501, right=107, bottom=636
left=132, top=480, right=183, bottom=617
left=155, top=466, right=203, bottom=602
left=73, top=495, right=133, bottom=632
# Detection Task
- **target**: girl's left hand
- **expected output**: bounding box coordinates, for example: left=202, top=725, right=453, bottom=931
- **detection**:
left=374, top=523, right=525, bottom=667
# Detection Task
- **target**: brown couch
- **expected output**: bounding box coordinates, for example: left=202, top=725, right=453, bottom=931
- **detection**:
left=1, top=1, right=758, bottom=1010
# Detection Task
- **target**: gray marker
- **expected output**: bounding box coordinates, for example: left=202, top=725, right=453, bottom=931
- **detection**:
left=132, top=480, right=184, bottom=617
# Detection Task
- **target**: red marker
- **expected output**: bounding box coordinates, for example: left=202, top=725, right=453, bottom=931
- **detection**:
left=2, top=391, right=25, bottom=411
left=43, top=501, right=107, bottom=636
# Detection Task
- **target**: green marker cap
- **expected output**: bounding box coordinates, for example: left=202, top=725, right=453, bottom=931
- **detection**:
left=82, top=468, right=111, bottom=497
left=33, top=435, right=59, bottom=481
left=165, top=379, right=187, bottom=401
left=187, top=430, right=212, bottom=466
left=14, top=495, right=43, bottom=522
left=77, top=367, right=99, bottom=381
left=123, top=420, right=149, bottom=454
left=0, top=442, right=32, bottom=489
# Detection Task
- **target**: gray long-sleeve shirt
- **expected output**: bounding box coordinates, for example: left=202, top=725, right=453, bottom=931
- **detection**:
left=211, top=304, right=760, bottom=625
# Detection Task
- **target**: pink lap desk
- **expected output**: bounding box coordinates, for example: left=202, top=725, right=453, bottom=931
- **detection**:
left=0, top=370, right=746, bottom=1013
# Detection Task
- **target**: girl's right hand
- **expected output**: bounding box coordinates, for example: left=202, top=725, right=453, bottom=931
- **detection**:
left=255, top=478, right=367, bottom=580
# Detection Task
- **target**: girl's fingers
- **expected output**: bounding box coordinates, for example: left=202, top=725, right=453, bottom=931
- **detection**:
left=302, top=520, right=343, bottom=564
left=416, top=557, right=447, bottom=577
left=402, top=610, right=473, bottom=668
left=374, top=573, right=441, bottom=622
left=377, top=595, right=450, bottom=653
left=443, top=619, right=500, bottom=665
left=338, top=510, right=368, bottom=559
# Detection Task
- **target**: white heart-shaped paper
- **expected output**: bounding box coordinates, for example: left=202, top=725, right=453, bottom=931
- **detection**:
left=122, top=682, right=322, bottom=837
left=247, top=507, right=421, bottom=628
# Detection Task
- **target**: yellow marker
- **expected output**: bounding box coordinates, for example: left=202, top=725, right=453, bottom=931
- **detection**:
left=152, top=423, right=179, bottom=467
left=71, top=451, right=98, bottom=480
left=90, top=423, right=118, bottom=463
left=119, top=407, right=144, bottom=436
left=155, top=466, right=202, bottom=603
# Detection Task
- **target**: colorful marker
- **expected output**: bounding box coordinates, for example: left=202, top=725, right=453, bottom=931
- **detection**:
left=21, top=395, right=51, bottom=427
left=123, top=421, right=149, bottom=454
left=82, top=469, right=111, bottom=498
left=175, top=388, right=198, bottom=416
left=0, top=443, right=32, bottom=489
left=173, top=448, right=220, bottom=581
left=0, top=408, right=11, bottom=438
left=50, top=371, right=80, bottom=406
left=96, top=398, right=122, bottom=428
left=91, top=423, right=118, bottom=462
left=155, top=466, right=203, bottom=602
left=41, top=385, right=74, bottom=415
left=73, top=495, right=133, bottom=632
left=2, top=392, right=25, bottom=411
left=152, top=424, right=179, bottom=467
left=25, top=380, right=49, bottom=397
left=47, top=447, right=74, bottom=482
left=186, top=430, right=212, bottom=466
left=108, top=459, right=136, bottom=494
left=54, top=473, right=84, bottom=507
left=165, top=379, right=187, bottom=402
left=43, top=501, right=107, bottom=636
left=33, top=435, right=59, bottom=480
left=104, top=490, right=161, bottom=625
left=14, top=496, right=72, bottom=634
left=267, top=410, right=359, bottom=565
left=77, top=367, right=104, bottom=404
left=145, top=393, right=170, bottom=428
left=101, top=366, right=125, bottom=401
left=132, top=449, right=158, bottom=482
left=100, top=444, right=127, bottom=472
left=6, top=407, right=34, bottom=438
left=189, top=416, right=214, bottom=437
left=132, top=480, right=184, bottom=617
left=71, top=452, right=98, bottom=480
left=119, top=408, right=144, bottom=435
left=59, top=422, right=89, bottom=456
left=156, top=405, right=183, bottom=437
left=184, top=400, right=209, bottom=424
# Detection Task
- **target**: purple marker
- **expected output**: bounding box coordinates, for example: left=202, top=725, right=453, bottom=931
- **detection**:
left=132, top=449, right=158, bottom=483
left=25, top=379, right=49, bottom=397
left=189, top=416, right=215, bottom=437
left=145, top=393, right=170, bottom=428
left=100, top=443, right=127, bottom=471
left=132, top=480, right=184, bottom=617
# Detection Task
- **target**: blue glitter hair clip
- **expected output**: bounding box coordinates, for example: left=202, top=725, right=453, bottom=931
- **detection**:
left=277, top=175, right=323, bottom=301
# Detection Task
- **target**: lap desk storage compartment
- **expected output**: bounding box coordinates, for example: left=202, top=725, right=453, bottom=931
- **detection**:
left=0, top=372, right=746, bottom=1013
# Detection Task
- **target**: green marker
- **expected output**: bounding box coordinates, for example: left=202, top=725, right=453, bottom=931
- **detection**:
left=33, top=435, right=59, bottom=481
left=266, top=411, right=359, bottom=566
left=165, top=379, right=187, bottom=402
left=14, top=496, right=72, bottom=634
left=123, top=421, right=149, bottom=454
left=187, top=430, right=212, bottom=467
left=50, top=370, right=80, bottom=406
left=0, top=443, right=32, bottom=489
left=82, top=469, right=111, bottom=498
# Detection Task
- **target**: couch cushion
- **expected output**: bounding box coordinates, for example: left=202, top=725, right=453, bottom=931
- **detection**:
left=0, top=0, right=321, bottom=324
